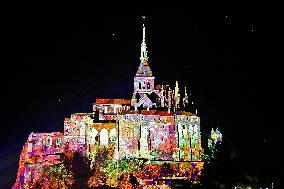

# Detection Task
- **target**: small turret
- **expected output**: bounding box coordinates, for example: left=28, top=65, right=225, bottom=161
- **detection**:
left=183, top=86, right=189, bottom=108
left=174, top=81, right=180, bottom=109
left=131, top=93, right=137, bottom=108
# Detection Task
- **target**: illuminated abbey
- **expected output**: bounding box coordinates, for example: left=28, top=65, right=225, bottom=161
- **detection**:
left=13, top=22, right=207, bottom=188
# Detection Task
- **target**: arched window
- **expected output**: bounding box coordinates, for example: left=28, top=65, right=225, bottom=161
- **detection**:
left=90, top=128, right=98, bottom=144
left=46, top=136, right=52, bottom=147
left=147, top=82, right=150, bottom=89
left=100, top=128, right=108, bottom=146
left=56, top=138, right=61, bottom=147
left=110, top=128, right=116, bottom=143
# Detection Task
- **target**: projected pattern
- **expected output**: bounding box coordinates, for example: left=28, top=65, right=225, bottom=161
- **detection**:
left=13, top=23, right=204, bottom=189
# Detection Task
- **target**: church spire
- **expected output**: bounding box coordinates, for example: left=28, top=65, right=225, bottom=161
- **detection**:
left=136, top=16, right=152, bottom=77
left=140, top=16, right=148, bottom=65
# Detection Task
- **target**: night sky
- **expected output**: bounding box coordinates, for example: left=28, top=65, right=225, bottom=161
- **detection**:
left=1, top=14, right=280, bottom=187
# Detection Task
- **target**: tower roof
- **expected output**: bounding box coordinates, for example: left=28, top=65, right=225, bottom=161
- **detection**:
left=136, top=17, right=152, bottom=77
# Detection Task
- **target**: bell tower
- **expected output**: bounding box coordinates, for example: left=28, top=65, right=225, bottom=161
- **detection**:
left=134, top=18, right=155, bottom=96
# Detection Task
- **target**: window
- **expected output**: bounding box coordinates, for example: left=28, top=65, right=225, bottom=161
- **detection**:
left=46, top=137, right=52, bottom=147
left=56, top=138, right=61, bottom=146
left=91, top=129, right=98, bottom=144
left=100, top=129, right=108, bottom=146
left=110, top=128, right=116, bottom=143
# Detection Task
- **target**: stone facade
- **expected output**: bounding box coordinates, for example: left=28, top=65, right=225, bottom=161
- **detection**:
left=13, top=24, right=204, bottom=188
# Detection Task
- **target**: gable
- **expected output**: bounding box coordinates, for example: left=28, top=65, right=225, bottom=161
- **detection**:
left=137, top=94, right=154, bottom=107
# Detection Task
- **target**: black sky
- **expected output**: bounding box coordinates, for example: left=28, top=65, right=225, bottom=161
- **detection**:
left=1, top=14, right=280, bottom=187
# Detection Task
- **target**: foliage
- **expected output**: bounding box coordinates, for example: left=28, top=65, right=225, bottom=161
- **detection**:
left=33, top=163, right=74, bottom=189
left=68, top=151, right=91, bottom=189
left=88, top=145, right=114, bottom=188
left=199, top=139, right=242, bottom=189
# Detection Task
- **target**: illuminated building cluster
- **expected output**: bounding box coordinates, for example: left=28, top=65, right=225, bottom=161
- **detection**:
left=208, top=128, right=222, bottom=149
left=207, top=128, right=223, bottom=159
left=13, top=23, right=205, bottom=188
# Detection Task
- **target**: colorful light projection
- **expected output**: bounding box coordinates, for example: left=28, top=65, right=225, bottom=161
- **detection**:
left=208, top=128, right=222, bottom=146
left=13, top=20, right=207, bottom=189
left=13, top=132, right=64, bottom=189
left=93, top=99, right=131, bottom=120
left=208, top=128, right=223, bottom=155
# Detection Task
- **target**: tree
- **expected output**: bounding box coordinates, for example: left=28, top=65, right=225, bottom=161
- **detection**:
left=200, top=139, right=242, bottom=189
left=69, top=151, right=91, bottom=189
left=88, top=146, right=112, bottom=188
left=129, top=173, right=139, bottom=188
left=33, top=163, right=74, bottom=189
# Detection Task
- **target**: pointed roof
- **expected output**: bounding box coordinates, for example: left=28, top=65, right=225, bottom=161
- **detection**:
left=136, top=17, right=152, bottom=77
left=137, top=94, right=154, bottom=107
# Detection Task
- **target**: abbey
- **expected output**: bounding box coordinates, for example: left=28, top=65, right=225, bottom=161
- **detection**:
left=13, top=24, right=204, bottom=188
